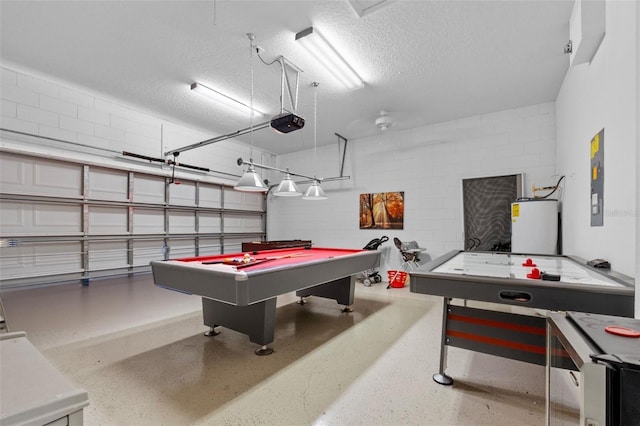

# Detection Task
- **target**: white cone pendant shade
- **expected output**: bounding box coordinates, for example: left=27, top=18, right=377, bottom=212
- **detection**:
left=302, top=180, right=328, bottom=200
left=274, top=174, right=302, bottom=197
left=235, top=164, right=267, bottom=192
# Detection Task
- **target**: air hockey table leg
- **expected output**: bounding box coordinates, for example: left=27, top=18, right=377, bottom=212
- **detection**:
left=433, top=297, right=453, bottom=386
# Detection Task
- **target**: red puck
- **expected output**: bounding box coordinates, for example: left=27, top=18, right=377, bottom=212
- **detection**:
left=605, top=326, right=640, bottom=338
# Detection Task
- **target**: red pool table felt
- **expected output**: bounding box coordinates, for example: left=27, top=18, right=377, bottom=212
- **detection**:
left=175, top=247, right=366, bottom=271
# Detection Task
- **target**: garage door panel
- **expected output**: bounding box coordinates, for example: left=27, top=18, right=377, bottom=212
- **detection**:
left=32, top=159, right=82, bottom=197
left=132, top=239, right=164, bottom=266
left=0, top=241, right=82, bottom=280
left=198, top=238, right=221, bottom=256
left=88, top=168, right=128, bottom=201
left=88, top=207, right=128, bottom=234
left=133, top=208, right=164, bottom=234
left=199, top=184, right=222, bottom=208
left=225, top=215, right=263, bottom=233
left=168, top=181, right=195, bottom=206
left=133, top=175, right=165, bottom=204
left=1, top=202, right=81, bottom=235
left=223, top=188, right=263, bottom=211
left=0, top=153, right=82, bottom=198
left=167, top=239, right=195, bottom=258
left=223, top=238, right=245, bottom=253
left=168, top=211, right=195, bottom=234
left=199, top=213, right=221, bottom=233
left=88, top=241, right=129, bottom=270
left=0, top=154, right=26, bottom=186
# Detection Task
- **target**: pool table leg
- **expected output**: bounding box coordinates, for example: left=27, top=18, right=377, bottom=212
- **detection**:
left=201, top=297, right=277, bottom=355
left=255, top=345, right=273, bottom=356
left=295, top=276, right=355, bottom=312
left=204, top=326, right=220, bottom=337
left=433, top=297, right=454, bottom=385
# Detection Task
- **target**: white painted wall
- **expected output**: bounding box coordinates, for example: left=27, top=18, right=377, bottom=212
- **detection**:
left=268, top=103, right=557, bottom=273
left=0, top=65, right=276, bottom=185
left=555, top=0, right=637, bottom=313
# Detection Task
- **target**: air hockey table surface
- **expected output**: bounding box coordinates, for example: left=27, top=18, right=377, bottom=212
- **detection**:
left=410, top=250, right=634, bottom=315
left=432, top=251, right=622, bottom=284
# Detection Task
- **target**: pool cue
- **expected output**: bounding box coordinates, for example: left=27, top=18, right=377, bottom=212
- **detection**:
left=234, top=258, right=274, bottom=269
left=262, top=253, right=313, bottom=260
left=202, top=253, right=313, bottom=266
left=236, top=253, right=314, bottom=269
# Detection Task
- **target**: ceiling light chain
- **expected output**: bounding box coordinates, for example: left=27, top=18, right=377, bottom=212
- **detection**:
left=247, top=32, right=256, bottom=160
left=312, top=81, right=319, bottom=163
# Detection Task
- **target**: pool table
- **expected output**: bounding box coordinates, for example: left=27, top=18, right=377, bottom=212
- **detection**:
left=409, top=250, right=635, bottom=385
left=151, top=247, right=380, bottom=354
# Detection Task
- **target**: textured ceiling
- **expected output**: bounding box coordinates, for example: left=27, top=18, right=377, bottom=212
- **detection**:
left=0, top=0, right=574, bottom=155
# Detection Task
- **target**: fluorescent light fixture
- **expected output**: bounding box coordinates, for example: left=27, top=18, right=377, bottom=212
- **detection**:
left=191, top=83, right=264, bottom=117
left=234, top=164, right=267, bottom=192
left=274, top=173, right=302, bottom=197
left=302, top=180, right=328, bottom=200
left=295, top=27, right=364, bottom=90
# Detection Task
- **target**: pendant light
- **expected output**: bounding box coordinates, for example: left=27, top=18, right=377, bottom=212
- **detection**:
left=274, top=172, right=302, bottom=197
left=302, top=82, right=328, bottom=200
left=302, top=179, right=327, bottom=200
left=235, top=162, right=267, bottom=191
left=235, top=33, right=267, bottom=193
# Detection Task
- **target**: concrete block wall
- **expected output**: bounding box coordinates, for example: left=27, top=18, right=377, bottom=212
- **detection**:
left=268, top=102, right=557, bottom=272
left=0, top=65, right=274, bottom=184
left=556, top=0, right=637, bottom=279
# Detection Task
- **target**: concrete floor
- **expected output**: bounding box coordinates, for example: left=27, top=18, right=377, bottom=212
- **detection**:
left=1, top=274, right=546, bottom=425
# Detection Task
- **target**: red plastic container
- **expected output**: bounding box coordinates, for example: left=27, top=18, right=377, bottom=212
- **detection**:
left=387, top=270, right=408, bottom=288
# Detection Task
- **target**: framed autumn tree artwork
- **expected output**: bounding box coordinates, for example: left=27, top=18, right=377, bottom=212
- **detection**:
left=359, top=191, right=404, bottom=229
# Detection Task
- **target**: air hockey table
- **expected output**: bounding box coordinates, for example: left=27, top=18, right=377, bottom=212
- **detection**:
left=409, top=250, right=635, bottom=385
left=151, top=247, right=380, bottom=354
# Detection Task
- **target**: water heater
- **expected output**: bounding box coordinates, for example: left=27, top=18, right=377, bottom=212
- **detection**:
left=511, top=199, right=558, bottom=254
